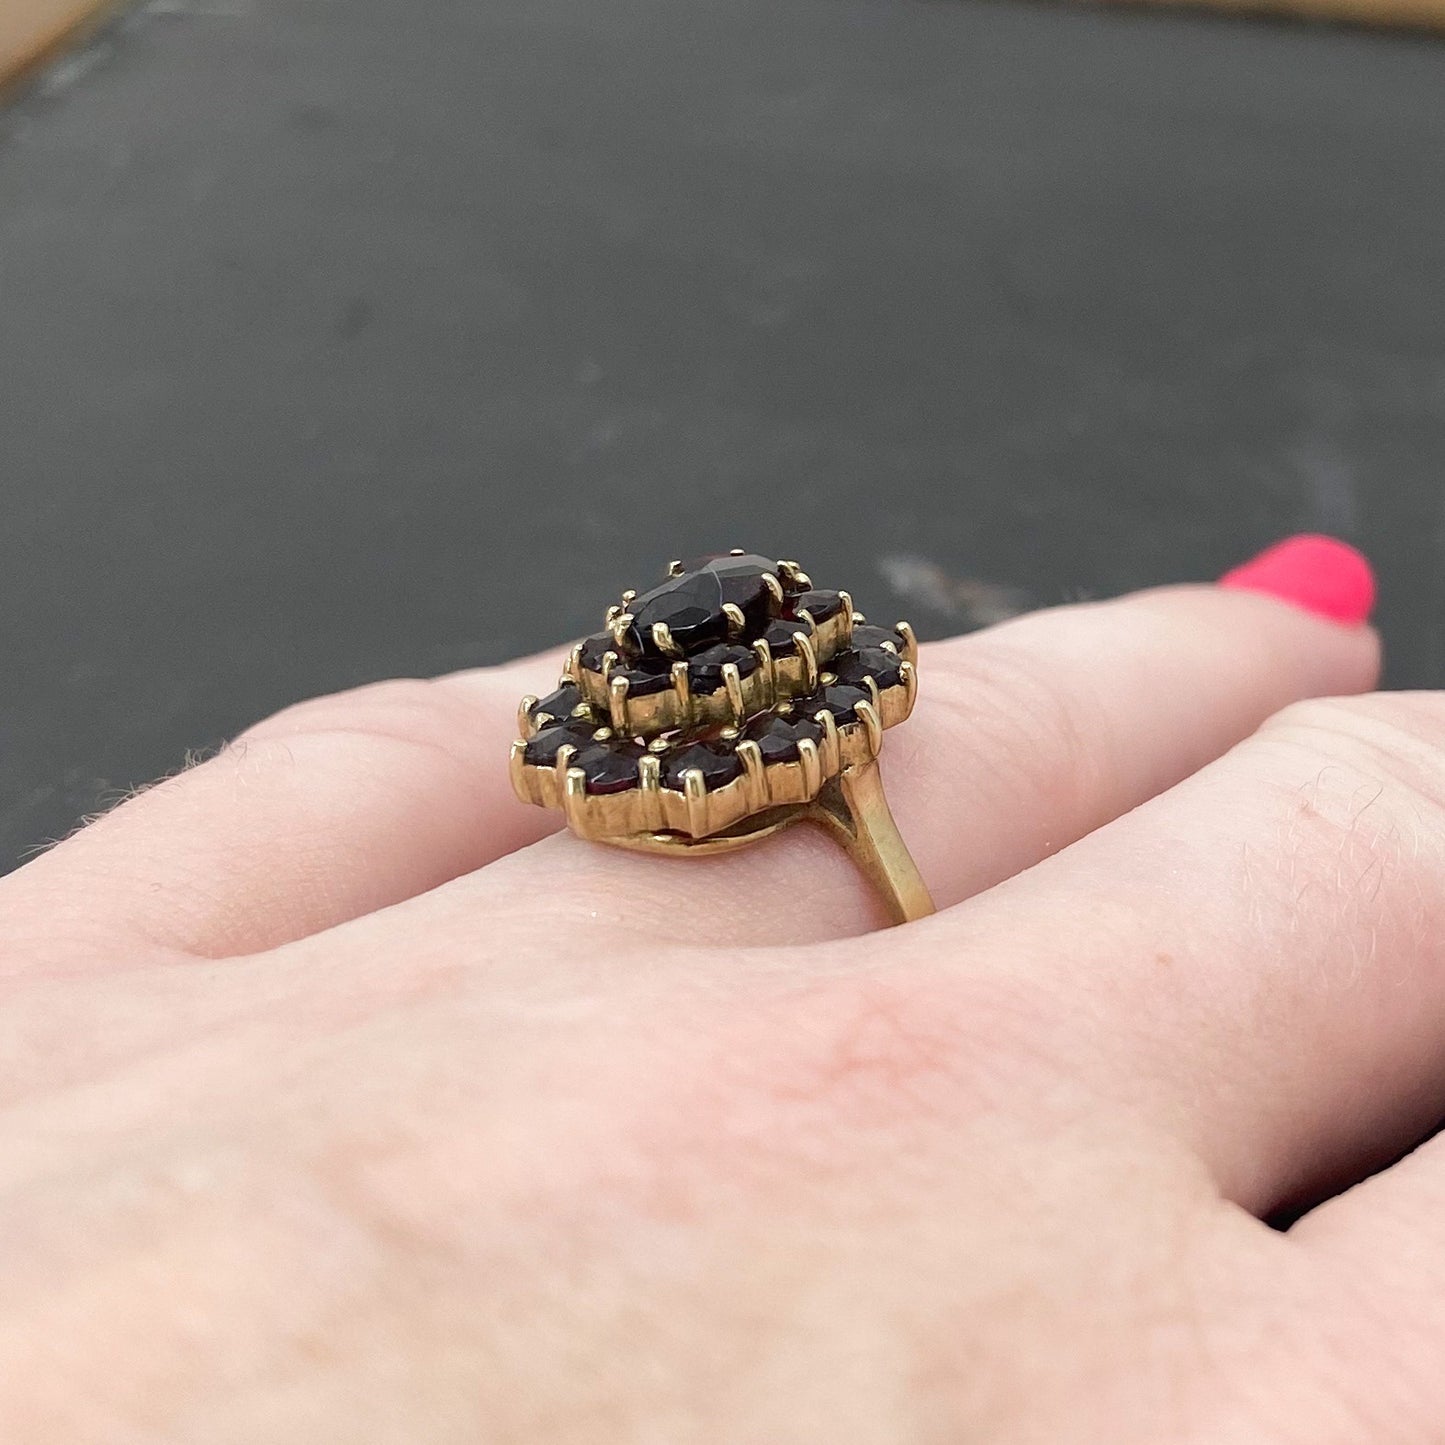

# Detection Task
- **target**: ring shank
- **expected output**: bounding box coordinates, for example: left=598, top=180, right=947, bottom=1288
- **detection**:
left=809, top=761, right=935, bottom=925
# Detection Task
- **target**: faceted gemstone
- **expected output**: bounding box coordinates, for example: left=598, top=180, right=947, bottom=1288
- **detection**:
left=799, top=682, right=870, bottom=725
left=761, top=617, right=810, bottom=657
left=577, top=631, right=619, bottom=675
left=786, top=589, right=845, bottom=626
left=617, top=658, right=676, bottom=696
left=661, top=739, right=744, bottom=791
left=530, top=684, right=588, bottom=727
left=850, top=624, right=903, bottom=655
left=572, top=739, right=646, bottom=794
left=625, top=554, right=780, bottom=658
left=832, top=645, right=905, bottom=692
left=522, top=720, right=595, bottom=767
left=742, top=710, right=824, bottom=765
left=687, top=642, right=759, bottom=695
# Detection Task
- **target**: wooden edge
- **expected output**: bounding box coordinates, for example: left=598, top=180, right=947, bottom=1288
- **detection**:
left=1, top=0, right=132, bottom=103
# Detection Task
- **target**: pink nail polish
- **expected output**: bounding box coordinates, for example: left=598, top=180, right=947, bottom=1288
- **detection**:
left=1218, top=534, right=1376, bottom=626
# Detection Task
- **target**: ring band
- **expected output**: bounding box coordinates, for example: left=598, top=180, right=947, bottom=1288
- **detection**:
left=511, top=551, right=935, bottom=925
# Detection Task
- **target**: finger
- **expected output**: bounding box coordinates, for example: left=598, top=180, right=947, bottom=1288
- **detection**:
left=352, top=562, right=1378, bottom=951
left=906, top=687, right=1445, bottom=1220
left=0, top=651, right=572, bottom=970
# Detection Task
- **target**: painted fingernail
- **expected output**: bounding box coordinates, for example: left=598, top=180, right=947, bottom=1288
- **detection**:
left=1219, top=534, right=1376, bottom=625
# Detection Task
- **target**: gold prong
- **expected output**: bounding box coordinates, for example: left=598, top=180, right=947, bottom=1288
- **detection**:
left=605, top=603, right=622, bottom=626
left=517, top=694, right=538, bottom=737
left=509, top=738, right=529, bottom=803
left=554, top=742, right=579, bottom=808
left=722, top=662, right=747, bottom=722
left=609, top=612, right=635, bottom=650
left=838, top=590, right=855, bottom=648
left=897, top=620, right=918, bottom=667
left=608, top=673, right=630, bottom=732
left=791, top=570, right=813, bottom=592
left=638, top=753, right=664, bottom=830
left=652, top=621, right=683, bottom=658
left=722, top=602, right=747, bottom=638
left=601, top=649, right=618, bottom=679
left=862, top=673, right=882, bottom=712
left=563, top=766, right=591, bottom=835
left=728, top=547, right=745, bottom=556
left=900, top=658, right=918, bottom=715
left=682, top=768, right=709, bottom=838
left=796, top=737, right=823, bottom=797
left=671, top=659, right=692, bottom=722
left=621, top=589, right=637, bottom=606
left=795, top=629, right=820, bottom=693
left=667, top=558, right=685, bottom=576
left=736, top=738, right=768, bottom=812
left=816, top=706, right=840, bottom=776
left=751, top=637, right=775, bottom=704
left=566, top=641, right=583, bottom=682
left=855, top=699, right=883, bottom=757
left=762, top=571, right=785, bottom=606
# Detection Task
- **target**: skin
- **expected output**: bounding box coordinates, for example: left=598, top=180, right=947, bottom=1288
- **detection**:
left=4, top=582, right=1445, bottom=1442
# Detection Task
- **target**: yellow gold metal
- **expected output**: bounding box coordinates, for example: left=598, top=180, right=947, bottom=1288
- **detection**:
left=752, top=636, right=775, bottom=697
left=608, top=612, right=634, bottom=650
left=608, top=673, right=630, bottom=732
left=722, top=601, right=747, bottom=638
left=795, top=630, right=820, bottom=693
left=667, top=559, right=684, bottom=576
left=621, top=589, right=637, bottom=606
left=605, top=603, right=622, bottom=626
left=517, top=694, right=539, bottom=736
left=816, top=706, right=841, bottom=775
left=736, top=738, right=768, bottom=812
left=810, top=762, right=934, bottom=925
left=762, top=571, right=785, bottom=606
left=682, top=768, right=708, bottom=837
left=838, top=590, right=855, bottom=647
left=796, top=735, right=823, bottom=796
left=670, top=659, right=692, bottom=720
left=721, top=661, right=747, bottom=723
left=897, top=620, right=918, bottom=666
left=855, top=697, right=884, bottom=757
left=564, top=766, right=591, bottom=837
left=638, top=752, right=665, bottom=831
left=901, top=657, right=918, bottom=713
left=652, top=621, right=683, bottom=659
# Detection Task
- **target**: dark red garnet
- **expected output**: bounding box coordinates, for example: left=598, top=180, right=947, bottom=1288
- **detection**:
left=617, top=659, right=676, bottom=696
left=786, top=589, right=845, bottom=626
left=850, top=624, right=903, bottom=654
left=687, top=642, right=759, bottom=694
left=530, top=684, right=587, bottom=727
left=761, top=618, right=810, bottom=657
left=572, top=739, right=646, bottom=794
left=743, top=710, right=824, bottom=764
left=522, top=720, right=596, bottom=767
left=800, top=682, right=870, bottom=724
left=577, top=631, right=619, bottom=674
left=832, top=646, right=905, bottom=692
left=625, top=554, right=780, bottom=658
left=661, top=739, right=743, bottom=791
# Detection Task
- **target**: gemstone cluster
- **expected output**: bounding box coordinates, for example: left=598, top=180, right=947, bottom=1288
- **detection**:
left=512, top=551, right=917, bottom=840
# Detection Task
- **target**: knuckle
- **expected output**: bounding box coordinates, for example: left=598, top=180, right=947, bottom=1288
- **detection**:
left=1261, top=692, right=1445, bottom=820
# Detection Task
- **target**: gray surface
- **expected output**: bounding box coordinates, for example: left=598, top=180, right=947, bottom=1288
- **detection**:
left=2, top=0, right=1444, bottom=870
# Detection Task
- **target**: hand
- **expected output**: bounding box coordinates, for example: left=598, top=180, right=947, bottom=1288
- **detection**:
left=3, top=536, right=1433, bottom=1444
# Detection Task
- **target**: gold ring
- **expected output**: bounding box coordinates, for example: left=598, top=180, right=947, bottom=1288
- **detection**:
left=510, top=551, right=935, bottom=925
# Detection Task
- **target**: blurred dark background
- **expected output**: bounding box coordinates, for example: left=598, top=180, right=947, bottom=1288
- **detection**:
left=2, top=0, right=1444, bottom=873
